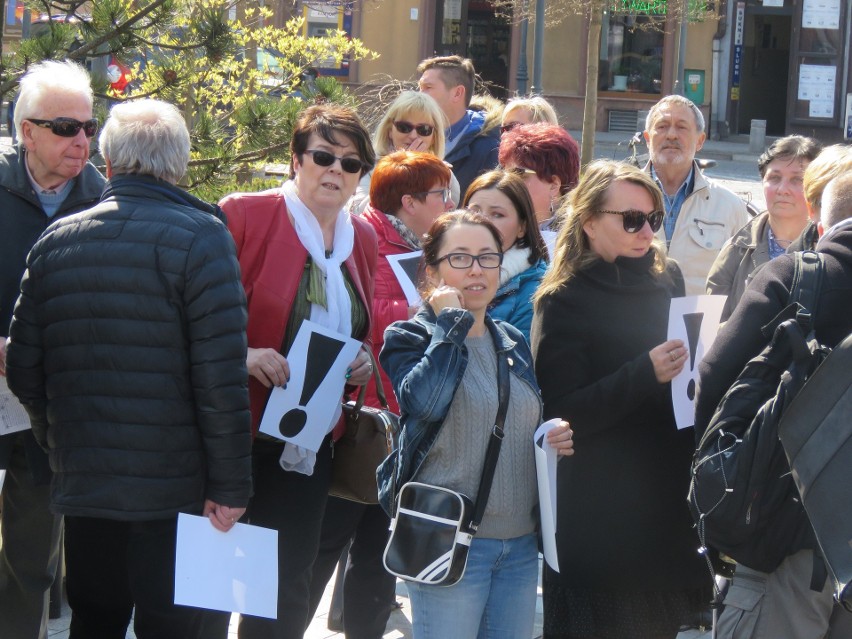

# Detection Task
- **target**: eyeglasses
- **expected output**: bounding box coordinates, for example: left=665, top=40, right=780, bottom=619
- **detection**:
left=598, top=209, right=665, bottom=233
left=505, top=166, right=537, bottom=178
left=303, top=149, right=365, bottom=174
left=412, top=187, right=451, bottom=204
left=27, top=117, right=99, bottom=138
left=500, top=121, right=522, bottom=134
left=435, top=252, right=503, bottom=269
left=393, top=121, right=435, bottom=137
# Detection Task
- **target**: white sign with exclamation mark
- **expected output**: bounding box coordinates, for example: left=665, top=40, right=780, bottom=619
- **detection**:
left=668, top=295, right=727, bottom=430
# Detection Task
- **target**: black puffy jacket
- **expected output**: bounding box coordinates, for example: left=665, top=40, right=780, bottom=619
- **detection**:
left=6, top=174, right=252, bottom=520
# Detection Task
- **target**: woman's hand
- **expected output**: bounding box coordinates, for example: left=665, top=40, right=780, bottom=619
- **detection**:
left=427, top=280, right=464, bottom=315
left=247, top=347, right=290, bottom=388
left=203, top=499, right=246, bottom=532
left=346, top=347, right=374, bottom=386
left=398, top=137, right=429, bottom=153
left=650, top=339, right=687, bottom=383
left=547, top=420, right=575, bottom=457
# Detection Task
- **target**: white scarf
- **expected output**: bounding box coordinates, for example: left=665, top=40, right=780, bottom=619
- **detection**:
left=280, top=179, right=355, bottom=474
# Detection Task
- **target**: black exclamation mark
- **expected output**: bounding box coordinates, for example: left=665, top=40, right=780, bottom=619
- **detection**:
left=279, top=333, right=346, bottom=438
left=683, top=312, right=703, bottom=400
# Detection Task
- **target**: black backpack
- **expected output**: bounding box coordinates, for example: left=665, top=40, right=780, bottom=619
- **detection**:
left=688, top=251, right=829, bottom=573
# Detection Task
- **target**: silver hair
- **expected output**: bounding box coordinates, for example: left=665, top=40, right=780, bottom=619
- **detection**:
left=14, top=60, right=94, bottom=138
left=99, top=99, right=190, bottom=184
left=820, top=172, right=852, bottom=231
left=645, top=95, right=705, bottom=133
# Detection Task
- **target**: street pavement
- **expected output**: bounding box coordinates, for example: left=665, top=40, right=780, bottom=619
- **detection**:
left=15, top=124, right=744, bottom=639
left=47, top=559, right=712, bottom=638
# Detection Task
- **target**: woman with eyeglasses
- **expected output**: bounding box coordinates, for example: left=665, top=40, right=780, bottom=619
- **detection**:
left=498, top=123, right=579, bottom=235
left=463, top=169, right=548, bottom=342
left=530, top=161, right=707, bottom=639
left=218, top=104, right=378, bottom=639
left=348, top=91, right=459, bottom=215
left=379, top=209, right=574, bottom=639
left=305, top=150, right=455, bottom=638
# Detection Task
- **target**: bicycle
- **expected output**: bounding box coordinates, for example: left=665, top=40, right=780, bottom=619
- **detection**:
left=619, top=131, right=719, bottom=171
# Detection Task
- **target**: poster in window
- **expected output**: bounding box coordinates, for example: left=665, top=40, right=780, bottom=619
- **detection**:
left=802, top=0, right=840, bottom=29
left=797, top=64, right=835, bottom=101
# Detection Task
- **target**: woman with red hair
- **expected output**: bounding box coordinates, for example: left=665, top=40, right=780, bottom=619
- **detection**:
left=498, top=123, right=580, bottom=233
left=307, top=150, right=455, bottom=638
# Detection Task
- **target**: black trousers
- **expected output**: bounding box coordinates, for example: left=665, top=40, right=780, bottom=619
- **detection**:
left=237, top=437, right=333, bottom=639
left=307, top=497, right=396, bottom=639
left=64, top=515, right=204, bottom=639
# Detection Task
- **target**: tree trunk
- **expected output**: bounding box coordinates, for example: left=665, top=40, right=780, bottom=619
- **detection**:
left=580, top=5, right=603, bottom=168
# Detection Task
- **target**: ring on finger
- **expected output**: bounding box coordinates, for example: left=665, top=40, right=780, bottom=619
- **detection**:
left=669, top=351, right=677, bottom=362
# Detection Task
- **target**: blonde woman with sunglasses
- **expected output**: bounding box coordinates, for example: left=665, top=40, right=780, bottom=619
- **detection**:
left=531, top=161, right=708, bottom=639
left=348, top=91, right=460, bottom=216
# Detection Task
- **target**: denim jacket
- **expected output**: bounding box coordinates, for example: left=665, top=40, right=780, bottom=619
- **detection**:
left=377, top=304, right=541, bottom=515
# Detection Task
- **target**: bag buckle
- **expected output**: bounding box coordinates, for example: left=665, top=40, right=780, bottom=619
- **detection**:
left=492, top=424, right=504, bottom=439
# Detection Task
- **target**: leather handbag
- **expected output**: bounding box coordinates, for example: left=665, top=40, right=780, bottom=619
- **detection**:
left=330, top=350, right=399, bottom=504
left=382, top=350, right=510, bottom=586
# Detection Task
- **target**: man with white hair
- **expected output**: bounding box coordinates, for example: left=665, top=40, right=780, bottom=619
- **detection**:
left=6, top=98, right=252, bottom=638
left=695, top=170, right=852, bottom=638
left=0, top=59, right=105, bottom=639
left=643, top=95, right=750, bottom=294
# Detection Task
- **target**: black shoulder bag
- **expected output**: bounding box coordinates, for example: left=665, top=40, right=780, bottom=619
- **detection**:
left=382, top=349, right=510, bottom=586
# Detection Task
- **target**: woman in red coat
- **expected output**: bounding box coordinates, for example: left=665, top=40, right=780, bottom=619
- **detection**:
left=307, top=150, right=455, bottom=637
left=219, top=104, right=378, bottom=639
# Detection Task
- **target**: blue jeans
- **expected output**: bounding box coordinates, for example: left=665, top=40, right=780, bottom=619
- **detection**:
left=405, top=533, right=539, bottom=639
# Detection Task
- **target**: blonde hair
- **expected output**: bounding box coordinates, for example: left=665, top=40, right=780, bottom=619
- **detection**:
left=535, top=160, right=667, bottom=304
left=373, top=91, right=448, bottom=158
left=803, top=145, right=852, bottom=214
left=502, top=95, right=559, bottom=126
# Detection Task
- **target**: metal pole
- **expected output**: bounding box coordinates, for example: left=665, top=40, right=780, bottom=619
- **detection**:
left=674, top=0, right=688, bottom=95
left=516, top=1, right=529, bottom=95
left=532, top=0, right=544, bottom=93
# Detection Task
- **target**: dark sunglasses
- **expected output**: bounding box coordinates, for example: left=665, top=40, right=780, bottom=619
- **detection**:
left=500, top=121, right=522, bottom=134
left=303, top=149, right=365, bottom=174
left=393, top=121, right=435, bottom=137
left=505, top=166, right=537, bottom=178
left=27, top=117, right=99, bottom=138
left=599, top=209, right=664, bottom=233
left=435, top=252, right=503, bottom=270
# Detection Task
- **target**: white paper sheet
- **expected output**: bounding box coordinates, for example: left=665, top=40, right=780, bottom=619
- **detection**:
left=802, top=0, right=840, bottom=29
left=668, top=296, right=727, bottom=430
left=258, top=321, right=362, bottom=451
left=386, top=251, right=423, bottom=307
left=174, top=513, right=278, bottom=619
left=0, top=469, right=5, bottom=493
left=534, top=418, right=562, bottom=572
left=0, top=375, right=31, bottom=436
left=798, top=64, right=836, bottom=101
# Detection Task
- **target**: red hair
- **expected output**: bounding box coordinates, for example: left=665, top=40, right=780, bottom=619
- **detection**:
left=498, top=123, right=580, bottom=195
left=369, top=151, right=451, bottom=215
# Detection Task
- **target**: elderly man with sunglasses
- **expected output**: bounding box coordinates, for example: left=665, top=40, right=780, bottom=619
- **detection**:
left=0, top=60, right=105, bottom=639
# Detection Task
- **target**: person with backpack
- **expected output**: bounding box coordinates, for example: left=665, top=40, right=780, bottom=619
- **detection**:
left=694, top=171, right=852, bottom=638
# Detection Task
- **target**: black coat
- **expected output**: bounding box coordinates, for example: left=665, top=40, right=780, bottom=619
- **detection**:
left=696, top=223, right=852, bottom=438
left=0, top=145, right=105, bottom=481
left=531, top=252, right=705, bottom=591
left=6, top=175, right=252, bottom=520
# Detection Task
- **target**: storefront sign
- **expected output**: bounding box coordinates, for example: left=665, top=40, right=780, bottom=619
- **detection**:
left=612, top=0, right=668, bottom=14
left=734, top=2, right=745, bottom=46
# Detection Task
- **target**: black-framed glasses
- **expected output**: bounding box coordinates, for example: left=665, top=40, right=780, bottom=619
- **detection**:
left=505, top=166, right=537, bottom=178
left=500, top=121, right=523, bottom=134
left=435, top=252, right=503, bottom=269
left=599, top=209, right=664, bottom=233
left=27, top=117, right=98, bottom=138
left=412, top=187, right=451, bottom=204
left=303, top=149, right=365, bottom=174
left=393, top=121, right=435, bottom=137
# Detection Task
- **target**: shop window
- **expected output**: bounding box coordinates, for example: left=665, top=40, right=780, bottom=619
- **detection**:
left=301, top=1, right=353, bottom=77
left=600, top=12, right=665, bottom=94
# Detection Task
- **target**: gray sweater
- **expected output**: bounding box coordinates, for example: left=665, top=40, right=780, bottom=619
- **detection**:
left=416, top=333, right=540, bottom=539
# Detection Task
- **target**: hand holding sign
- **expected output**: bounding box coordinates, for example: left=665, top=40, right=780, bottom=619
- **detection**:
left=668, top=295, right=727, bottom=429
